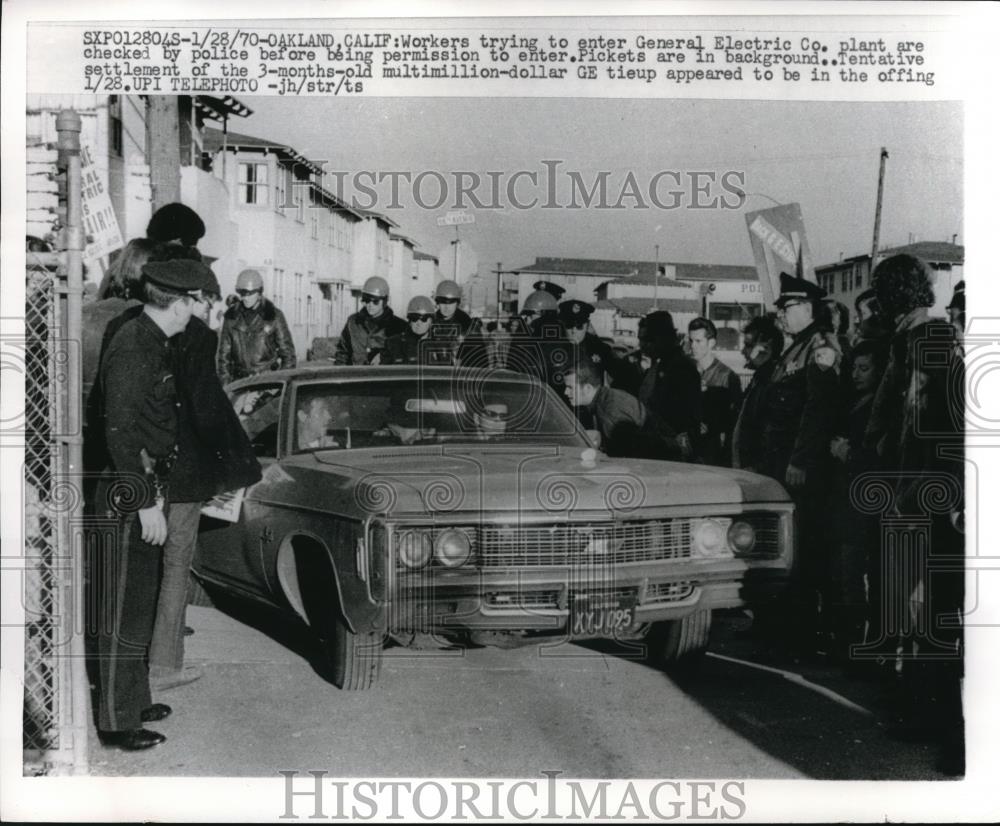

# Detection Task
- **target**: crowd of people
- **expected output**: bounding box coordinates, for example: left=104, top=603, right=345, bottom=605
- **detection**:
left=76, top=200, right=965, bottom=773
left=332, top=261, right=965, bottom=774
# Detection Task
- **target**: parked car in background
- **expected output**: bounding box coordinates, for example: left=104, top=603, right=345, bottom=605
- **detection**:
left=195, top=365, right=794, bottom=689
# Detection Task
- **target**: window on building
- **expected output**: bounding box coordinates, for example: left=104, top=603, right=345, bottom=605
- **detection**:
left=273, top=269, right=284, bottom=308
left=310, top=213, right=319, bottom=240
left=238, top=162, right=268, bottom=205
left=274, top=166, right=287, bottom=212
left=295, top=272, right=304, bottom=324
left=292, top=185, right=305, bottom=222
left=841, top=271, right=849, bottom=293
left=854, top=264, right=862, bottom=289
left=108, top=95, right=123, bottom=157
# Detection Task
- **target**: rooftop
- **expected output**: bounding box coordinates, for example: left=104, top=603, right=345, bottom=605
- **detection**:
left=880, top=241, right=964, bottom=264
left=203, top=127, right=324, bottom=176
left=595, top=297, right=702, bottom=317
left=512, top=256, right=756, bottom=283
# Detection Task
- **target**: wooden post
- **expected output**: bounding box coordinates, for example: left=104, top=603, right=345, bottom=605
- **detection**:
left=870, top=147, right=889, bottom=267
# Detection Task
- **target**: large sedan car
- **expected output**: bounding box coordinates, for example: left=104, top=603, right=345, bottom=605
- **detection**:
left=195, top=365, right=793, bottom=689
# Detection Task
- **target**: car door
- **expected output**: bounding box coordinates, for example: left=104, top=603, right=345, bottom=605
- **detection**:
left=196, top=380, right=285, bottom=600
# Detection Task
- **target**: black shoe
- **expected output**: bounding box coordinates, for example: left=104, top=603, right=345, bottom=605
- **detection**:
left=183, top=625, right=195, bottom=637
left=100, top=728, right=166, bottom=751
left=140, top=703, right=172, bottom=723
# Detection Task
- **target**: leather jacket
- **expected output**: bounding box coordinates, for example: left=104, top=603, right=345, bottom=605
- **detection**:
left=217, top=299, right=296, bottom=385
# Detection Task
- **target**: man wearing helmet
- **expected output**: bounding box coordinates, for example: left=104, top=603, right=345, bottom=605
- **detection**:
left=433, top=279, right=487, bottom=367
left=217, top=269, right=296, bottom=384
left=507, top=289, right=573, bottom=399
left=333, top=276, right=407, bottom=365
left=383, top=295, right=450, bottom=365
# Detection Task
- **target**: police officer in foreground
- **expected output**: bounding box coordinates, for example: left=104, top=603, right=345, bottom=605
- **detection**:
left=759, top=272, right=842, bottom=649
left=94, top=259, right=206, bottom=751
left=383, top=295, right=453, bottom=365
left=559, top=300, right=639, bottom=395
left=333, top=276, right=407, bottom=365
left=217, top=268, right=296, bottom=384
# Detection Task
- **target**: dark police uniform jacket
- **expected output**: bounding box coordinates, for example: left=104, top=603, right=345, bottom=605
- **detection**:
left=217, top=299, right=296, bottom=384
left=104, top=306, right=262, bottom=503
left=507, top=316, right=573, bottom=397
left=98, top=312, right=179, bottom=511
left=760, top=322, right=842, bottom=481
left=333, top=307, right=407, bottom=365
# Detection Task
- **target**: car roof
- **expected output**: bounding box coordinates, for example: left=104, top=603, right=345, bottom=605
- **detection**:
left=228, top=365, right=541, bottom=390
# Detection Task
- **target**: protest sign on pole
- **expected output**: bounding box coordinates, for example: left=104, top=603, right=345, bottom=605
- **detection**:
left=80, top=141, right=124, bottom=269
left=744, top=203, right=816, bottom=308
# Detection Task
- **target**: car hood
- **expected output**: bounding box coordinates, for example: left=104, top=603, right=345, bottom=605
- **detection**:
left=255, top=446, right=789, bottom=519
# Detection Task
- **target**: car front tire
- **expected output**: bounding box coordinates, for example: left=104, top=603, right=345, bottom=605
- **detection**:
left=324, top=617, right=383, bottom=690
left=646, top=609, right=712, bottom=668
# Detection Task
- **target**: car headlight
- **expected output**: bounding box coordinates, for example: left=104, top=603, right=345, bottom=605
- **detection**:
left=397, top=530, right=432, bottom=569
left=727, top=520, right=757, bottom=555
left=691, top=518, right=733, bottom=559
left=434, top=528, right=472, bottom=568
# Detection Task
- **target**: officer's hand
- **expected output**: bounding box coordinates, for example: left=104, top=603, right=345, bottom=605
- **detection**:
left=370, top=352, right=382, bottom=366
left=138, top=506, right=168, bottom=546
left=785, top=464, right=807, bottom=489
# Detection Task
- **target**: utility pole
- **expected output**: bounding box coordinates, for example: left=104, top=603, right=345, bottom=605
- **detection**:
left=494, top=261, right=503, bottom=317
left=452, top=226, right=460, bottom=281
left=653, top=244, right=660, bottom=311
left=870, top=147, right=889, bottom=268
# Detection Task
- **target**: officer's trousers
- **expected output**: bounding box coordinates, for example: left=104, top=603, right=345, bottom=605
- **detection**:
left=96, top=510, right=163, bottom=731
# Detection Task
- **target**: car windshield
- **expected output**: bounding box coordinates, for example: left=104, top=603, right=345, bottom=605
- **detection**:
left=291, top=375, right=586, bottom=452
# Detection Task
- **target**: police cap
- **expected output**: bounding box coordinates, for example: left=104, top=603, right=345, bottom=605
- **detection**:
left=533, top=280, right=566, bottom=300
left=559, top=300, right=594, bottom=327
left=142, top=259, right=215, bottom=294
left=775, top=272, right=827, bottom=307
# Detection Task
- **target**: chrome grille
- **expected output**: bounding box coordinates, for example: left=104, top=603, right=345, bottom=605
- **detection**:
left=738, top=513, right=782, bottom=559
left=478, top=520, right=691, bottom=567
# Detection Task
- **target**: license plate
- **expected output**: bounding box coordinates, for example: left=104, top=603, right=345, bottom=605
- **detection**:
left=570, top=594, right=636, bottom=637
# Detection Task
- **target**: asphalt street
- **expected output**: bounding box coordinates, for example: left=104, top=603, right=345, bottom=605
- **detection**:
left=83, top=600, right=953, bottom=780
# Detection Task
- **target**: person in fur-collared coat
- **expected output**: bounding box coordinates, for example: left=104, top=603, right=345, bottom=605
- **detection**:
left=217, top=268, right=296, bottom=385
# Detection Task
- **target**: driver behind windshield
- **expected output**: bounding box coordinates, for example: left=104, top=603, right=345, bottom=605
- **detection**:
left=296, top=395, right=340, bottom=450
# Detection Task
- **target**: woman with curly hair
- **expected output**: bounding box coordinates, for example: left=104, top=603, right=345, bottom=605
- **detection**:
left=864, top=253, right=965, bottom=775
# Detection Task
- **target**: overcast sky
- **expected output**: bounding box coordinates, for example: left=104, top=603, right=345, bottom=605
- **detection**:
left=240, top=97, right=962, bottom=273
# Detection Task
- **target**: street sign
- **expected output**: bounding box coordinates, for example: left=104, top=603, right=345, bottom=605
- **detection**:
left=437, top=211, right=475, bottom=227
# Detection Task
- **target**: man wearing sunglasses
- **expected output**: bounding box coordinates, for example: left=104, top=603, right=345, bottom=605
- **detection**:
left=333, top=276, right=407, bottom=365
left=383, top=295, right=441, bottom=365
left=217, top=268, right=296, bottom=385
left=432, top=279, right=486, bottom=366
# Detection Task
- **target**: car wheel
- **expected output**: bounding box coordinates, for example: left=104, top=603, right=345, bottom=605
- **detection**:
left=646, top=609, right=712, bottom=668
left=323, top=617, right=383, bottom=690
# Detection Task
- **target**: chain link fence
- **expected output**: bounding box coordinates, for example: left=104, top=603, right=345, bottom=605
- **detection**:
left=22, top=112, right=88, bottom=775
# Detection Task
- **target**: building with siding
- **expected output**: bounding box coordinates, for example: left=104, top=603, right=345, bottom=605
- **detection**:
left=202, top=127, right=365, bottom=356
left=815, top=241, right=964, bottom=320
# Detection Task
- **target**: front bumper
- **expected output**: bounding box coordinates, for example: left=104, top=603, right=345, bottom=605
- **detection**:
left=387, top=557, right=790, bottom=633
